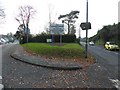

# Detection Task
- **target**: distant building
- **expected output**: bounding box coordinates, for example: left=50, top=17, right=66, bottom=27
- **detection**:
left=49, top=24, right=64, bottom=35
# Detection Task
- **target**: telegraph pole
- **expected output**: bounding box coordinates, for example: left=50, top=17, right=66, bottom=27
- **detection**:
left=85, top=0, right=88, bottom=58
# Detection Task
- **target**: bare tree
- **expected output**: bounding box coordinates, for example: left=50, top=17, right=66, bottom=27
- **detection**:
left=0, top=8, right=5, bottom=18
left=0, top=4, right=5, bottom=23
left=15, top=5, right=36, bottom=44
left=15, top=5, right=36, bottom=33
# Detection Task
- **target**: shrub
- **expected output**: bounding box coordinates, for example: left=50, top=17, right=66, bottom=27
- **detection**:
left=23, top=34, right=76, bottom=43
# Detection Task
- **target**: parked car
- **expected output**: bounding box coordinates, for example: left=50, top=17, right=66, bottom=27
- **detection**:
left=0, top=38, right=7, bottom=44
left=3, top=37, right=9, bottom=43
left=89, top=41, right=94, bottom=46
left=0, top=40, right=2, bottom=45
left=105, top=42, right=119, bottom=51
left=9, top=37, right=14, bottom=43
left=0, top=39, right=4, bottom=45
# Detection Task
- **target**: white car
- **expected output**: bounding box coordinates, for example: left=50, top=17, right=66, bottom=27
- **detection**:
left=89, top=41, right=94, bottom=46
left=3, top=37, right=9, bottom=43
left=0, top=38, right=7, bottom=44
left=0, top=40, right=3, bottom=45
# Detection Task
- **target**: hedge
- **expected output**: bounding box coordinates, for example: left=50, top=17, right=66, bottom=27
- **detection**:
left=22, top=34, right=76, bottom=43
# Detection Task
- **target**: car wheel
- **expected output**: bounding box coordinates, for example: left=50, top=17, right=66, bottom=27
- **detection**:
left=105, top=47, right=107, bottom=50
left=108, top=47, right=111, bottom=51
left=116, top=49, right=119, bottom=51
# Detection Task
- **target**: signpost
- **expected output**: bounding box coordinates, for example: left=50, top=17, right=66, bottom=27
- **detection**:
left=49, top=24, right=64, bottom=43
left=80, top=22, right=91, bottom=30
left=80, top=0, right=91, bottom=58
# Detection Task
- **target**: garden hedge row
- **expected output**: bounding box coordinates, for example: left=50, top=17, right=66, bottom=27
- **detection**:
left=22, top=34, right=76, bottom=43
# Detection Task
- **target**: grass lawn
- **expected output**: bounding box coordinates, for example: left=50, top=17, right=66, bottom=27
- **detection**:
left=22, top=43, right=95, bottom=66
left=22, top=43, right=85, bottom=59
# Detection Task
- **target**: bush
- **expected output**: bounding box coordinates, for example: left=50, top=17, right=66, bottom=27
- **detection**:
left=23, top=34, right=76, bottom=43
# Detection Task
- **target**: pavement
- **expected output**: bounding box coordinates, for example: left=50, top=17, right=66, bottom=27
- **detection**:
left=10, top=45, right=83, bottom=70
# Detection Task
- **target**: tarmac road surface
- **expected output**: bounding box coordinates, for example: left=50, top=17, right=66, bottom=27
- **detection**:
left=1, top=43, right=119, bottom=89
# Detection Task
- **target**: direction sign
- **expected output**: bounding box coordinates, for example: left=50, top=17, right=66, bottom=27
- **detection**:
left=80, top=22, right=91, bottom=30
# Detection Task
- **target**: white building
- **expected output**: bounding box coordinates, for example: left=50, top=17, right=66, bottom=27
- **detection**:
left=49, top=24, right=64, bottom=35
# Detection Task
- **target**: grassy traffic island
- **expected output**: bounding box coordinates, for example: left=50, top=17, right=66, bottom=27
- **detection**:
left=22, top=43, right=96, bottom=67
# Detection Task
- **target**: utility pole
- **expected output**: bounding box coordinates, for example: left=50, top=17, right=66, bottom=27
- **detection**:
left=85, top=0, right=88, bottom=58
left=49, top=4, right=54, bottom=43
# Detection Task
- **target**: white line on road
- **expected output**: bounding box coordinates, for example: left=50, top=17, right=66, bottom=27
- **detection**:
left=109, top=79, right=120, bottom=90
left=113, top=52, right=120, bottom=56
left=0, top=76, right=2, bottom=80
left=98, top=65, right=101, bottom=68
left=0, top=76, right=3, bottom=90
left=0, top=84, right=4, bottom=90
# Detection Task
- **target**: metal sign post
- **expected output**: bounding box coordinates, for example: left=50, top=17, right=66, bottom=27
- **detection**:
left=80, top=0, right=91, bottom=58
left=85, top=0, right=88, bottom=58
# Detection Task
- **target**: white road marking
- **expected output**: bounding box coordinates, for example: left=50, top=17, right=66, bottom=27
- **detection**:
left=113, top=52, right=119, bottom=55
left=109, top=79, right=120, bottom=90
left=0, top=84, right=4, bottom=90
left=0, top=46, right=3, bottom=90
left=98, top=66, right=101, bottom=68
left=104, top=49, right=120, bottom=56
left=0, top=76, right=3, bottom=90
left=0, top=76, right=2, bottom=80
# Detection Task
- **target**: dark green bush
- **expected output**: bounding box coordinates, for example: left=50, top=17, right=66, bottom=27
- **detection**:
left=23, top=34, right=76, bottom=43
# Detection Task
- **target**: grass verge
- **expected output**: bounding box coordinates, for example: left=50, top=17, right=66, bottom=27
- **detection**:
left=22, top=43, right=96, bottom=66
left=22, top=43, right=85, bottom=58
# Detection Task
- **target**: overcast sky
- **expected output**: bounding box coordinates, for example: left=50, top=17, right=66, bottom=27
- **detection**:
left=0, top=0, right=119, bottom=38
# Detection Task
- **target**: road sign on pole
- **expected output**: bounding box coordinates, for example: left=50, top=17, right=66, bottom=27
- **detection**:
left=85, top=0, right=88, bottom=58
left=80, top=22, right=91, bottom=30
left=80, top=0, right=91, bottom=58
